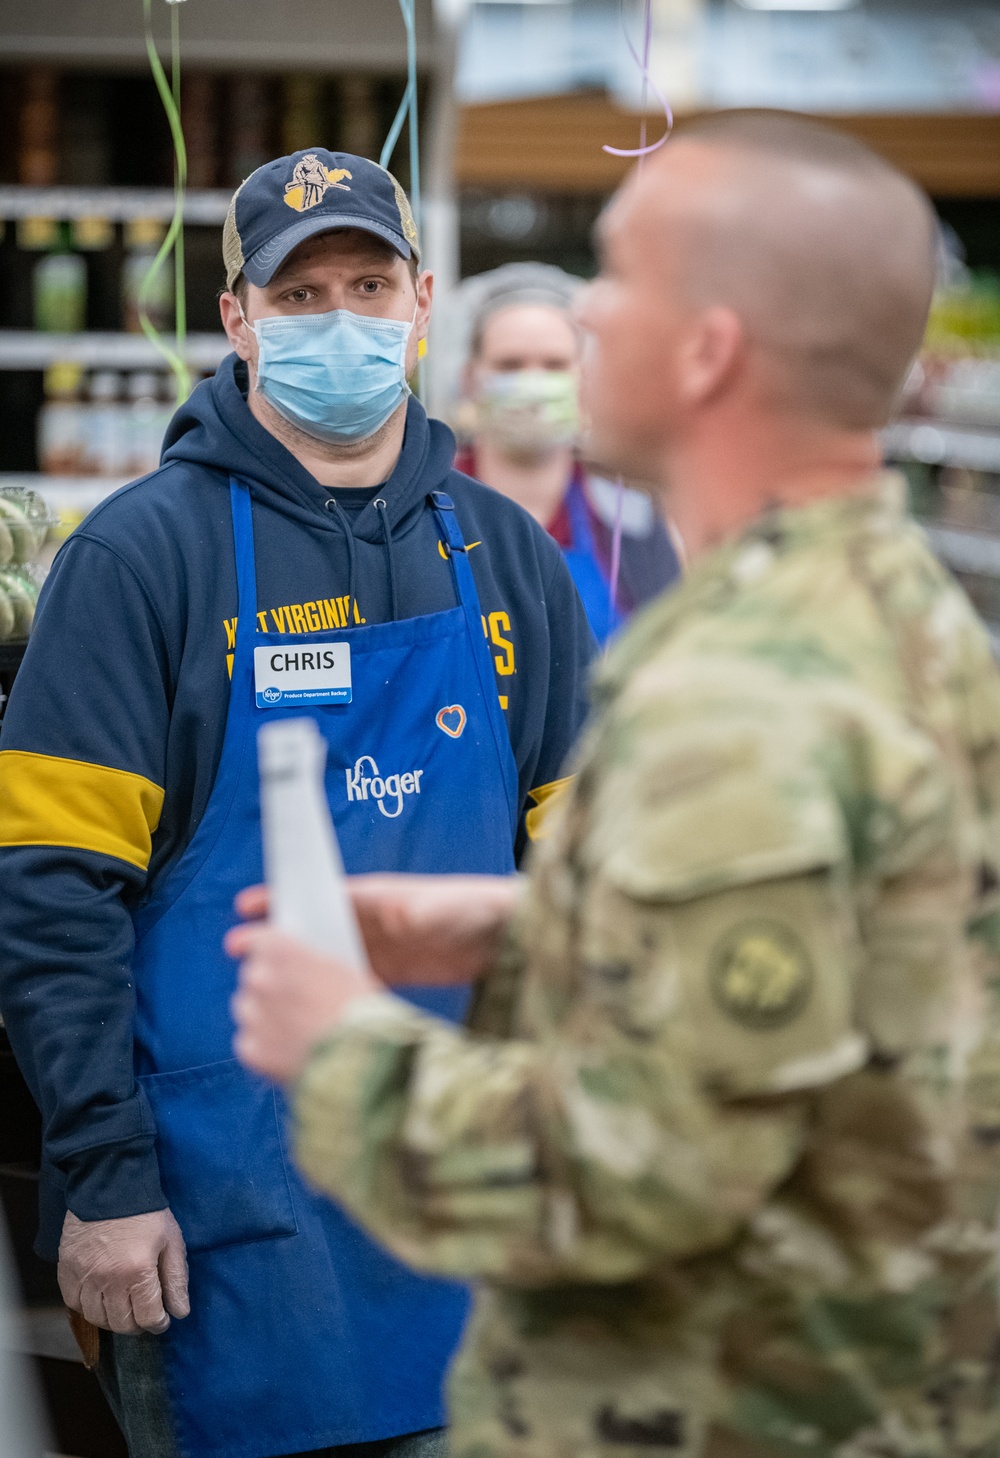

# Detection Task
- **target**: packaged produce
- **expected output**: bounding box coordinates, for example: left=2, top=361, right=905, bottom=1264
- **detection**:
left=0, top=587, right=13, bottom=642
left=0, top=491, right=55, bottom=642
left=0, top=569, right=39, bottom=640
left=0, top=491, right=50, bottom=564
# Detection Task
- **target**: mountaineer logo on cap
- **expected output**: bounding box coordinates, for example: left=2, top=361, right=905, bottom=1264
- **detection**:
left=284, top=155, right=353, bottom=213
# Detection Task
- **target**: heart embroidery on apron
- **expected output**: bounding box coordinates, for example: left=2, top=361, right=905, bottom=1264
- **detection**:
left=436, top=704, right=467, bottom=738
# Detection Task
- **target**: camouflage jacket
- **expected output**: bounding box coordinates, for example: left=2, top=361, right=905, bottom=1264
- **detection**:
left=294, top=475, right=1000, bottom=1458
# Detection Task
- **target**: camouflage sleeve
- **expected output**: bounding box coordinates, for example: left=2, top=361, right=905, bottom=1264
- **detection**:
left=292, top=863, right=858, bottom=1284
left=292, top=668, right=875, bottom=1284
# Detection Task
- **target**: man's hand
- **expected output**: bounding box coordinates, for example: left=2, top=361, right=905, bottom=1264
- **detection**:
left=235, top=873, right=521, bottom=987
left=228, top=924, right=380, bottom=1084
left=57, top=1209, right=190, bottom=1335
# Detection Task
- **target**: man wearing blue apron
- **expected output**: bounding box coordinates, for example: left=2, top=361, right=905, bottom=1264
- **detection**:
left=0, top=152, right=595, bottom=1458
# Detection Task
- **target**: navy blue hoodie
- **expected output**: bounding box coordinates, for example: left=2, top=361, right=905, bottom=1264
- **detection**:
left=0, top=355, right=595, bottom=1258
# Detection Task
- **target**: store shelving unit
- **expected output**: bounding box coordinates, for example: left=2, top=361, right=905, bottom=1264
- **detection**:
left=882, top=415, right=1000, bottom=651
left=0, top=185, right=232, bottom=224
left=0, top=331, right=229, bottom=371
left=884, top=417, right=1000, bottom=474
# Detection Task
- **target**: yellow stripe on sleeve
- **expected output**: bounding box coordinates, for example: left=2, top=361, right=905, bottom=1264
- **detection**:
left=0, top=750, right=165, bottom=871
left=524, top=774, right=574, bottom=843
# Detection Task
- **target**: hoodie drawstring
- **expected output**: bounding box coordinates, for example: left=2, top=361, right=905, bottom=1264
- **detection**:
left=324, top=497, right=359, bottom=626
left=373, top=498, right=399, bottom=623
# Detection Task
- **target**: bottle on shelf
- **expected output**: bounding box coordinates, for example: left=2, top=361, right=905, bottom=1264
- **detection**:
left=71, top=217, right=114, bottom=252
left=181, top=74, right=219, bottom=189
left=18, top=66, right=60, bottom=186
left=37, top=362, right=86, bottom=476
left=16, top=217, right=59, bottom=252
left=122, top=220, right=173, bottom=336
left=339, top=76, right=379, bottom=161
left=83, top=372, right=127, bottom=479
left=125, top=372, right=172, bottom=478
left=61, top=73, right=110, bottom=186
left=228, top=75, right=273, bottom=185
left=282, top=75, right=324, bottom=157
left=33, top=226, right=88, bottom=334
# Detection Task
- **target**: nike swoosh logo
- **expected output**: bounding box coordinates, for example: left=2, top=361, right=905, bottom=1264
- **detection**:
left=438, top=540, right=482, bottom=559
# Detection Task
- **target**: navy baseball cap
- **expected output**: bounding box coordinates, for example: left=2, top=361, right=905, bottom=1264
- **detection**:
left=223, top=148, right=420, bottom=291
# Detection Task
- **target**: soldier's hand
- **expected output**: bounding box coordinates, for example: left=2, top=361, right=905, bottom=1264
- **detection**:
left=58, top=1209, right=189, bottom=1335
left=234, top=874, right=521, bottom=987
left=228, top=925, right=379, bottom=1083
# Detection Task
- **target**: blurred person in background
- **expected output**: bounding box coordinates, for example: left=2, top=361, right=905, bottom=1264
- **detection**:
left=452, top=264, right=680, bottom=643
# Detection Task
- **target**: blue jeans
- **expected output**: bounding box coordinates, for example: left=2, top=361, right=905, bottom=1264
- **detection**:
left=97, top=1330, right=448, bottom=1458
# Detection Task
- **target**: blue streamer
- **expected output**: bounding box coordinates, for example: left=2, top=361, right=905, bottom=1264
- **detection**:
left=379, top=0, right=421, bottom=236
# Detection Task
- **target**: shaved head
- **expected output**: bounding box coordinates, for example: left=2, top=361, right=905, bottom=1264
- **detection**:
left=642, top=113, right=937, bottom=429
left=577, top=112, right=938, bottom=548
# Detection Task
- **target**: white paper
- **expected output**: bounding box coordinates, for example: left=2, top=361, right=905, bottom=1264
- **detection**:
left=258, top=717, right=369, bottom=970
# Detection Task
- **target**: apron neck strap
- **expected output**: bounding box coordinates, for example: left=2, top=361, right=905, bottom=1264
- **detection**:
left=230, top=478, right=260, bottom=645
left=428, top=490, right=481, bottom=618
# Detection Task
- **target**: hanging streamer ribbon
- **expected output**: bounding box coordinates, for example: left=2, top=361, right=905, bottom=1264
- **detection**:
left=379, top=0, right=421, bottom=235
left=379, top=0, right=424, bottom=388
left=140, top=0, right=191, bottom=404
left=603, top=0, right=672, bottom=632
left=602, top=0, right=673, bottom=160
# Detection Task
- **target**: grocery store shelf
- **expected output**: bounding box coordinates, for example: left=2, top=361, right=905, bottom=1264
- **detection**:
left=0, top=332, right=229, bottom=371
left=920, top=521, right=1000, bottom=579
left=0, top=185, right=231, bottom=225
left=0, top=475, right=128, bottom=492
left=884, top=419, right=1000, bottom=474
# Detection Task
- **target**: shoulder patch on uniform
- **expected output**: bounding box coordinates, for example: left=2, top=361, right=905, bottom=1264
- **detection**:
left=709, top=920, right=813, bottom=1031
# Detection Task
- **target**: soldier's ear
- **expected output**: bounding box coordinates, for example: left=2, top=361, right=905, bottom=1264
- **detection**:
left=677, top=307, right=743, bottom=408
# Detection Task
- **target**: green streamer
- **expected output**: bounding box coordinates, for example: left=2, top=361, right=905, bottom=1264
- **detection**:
left=140, top=0, right=191, bottom=404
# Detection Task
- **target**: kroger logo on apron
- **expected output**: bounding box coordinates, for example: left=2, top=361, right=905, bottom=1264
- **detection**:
left=345, top=754, right=424, bottom=818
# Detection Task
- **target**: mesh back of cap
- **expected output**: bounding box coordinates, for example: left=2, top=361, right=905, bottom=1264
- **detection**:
left=388, top=172, right=420, bottom=260
left=222, top=186, right=247, bottom=290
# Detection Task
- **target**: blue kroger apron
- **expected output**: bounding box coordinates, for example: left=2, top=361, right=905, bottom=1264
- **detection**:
left=562, top=476, right=625, bottom=646
left=129, top=479, right=519, bottom=1458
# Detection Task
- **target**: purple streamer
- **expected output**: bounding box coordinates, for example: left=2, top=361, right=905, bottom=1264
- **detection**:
left=603, top=0, right=671, bottom=636
left=602, top=0, right=673, bottom=160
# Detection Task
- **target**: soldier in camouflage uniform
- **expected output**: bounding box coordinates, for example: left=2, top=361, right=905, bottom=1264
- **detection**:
left=230, top=114, right=1000, bottom=1458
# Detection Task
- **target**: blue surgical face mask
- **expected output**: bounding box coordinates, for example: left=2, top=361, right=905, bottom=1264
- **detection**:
left=242, top=305, right=415, bottom=444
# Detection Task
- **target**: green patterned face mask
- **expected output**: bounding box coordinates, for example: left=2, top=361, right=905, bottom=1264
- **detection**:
left=476, top=370, right=579, bottom=453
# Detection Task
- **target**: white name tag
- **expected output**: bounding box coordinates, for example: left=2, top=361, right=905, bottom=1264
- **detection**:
left=254, top=643, right=352, bottom=708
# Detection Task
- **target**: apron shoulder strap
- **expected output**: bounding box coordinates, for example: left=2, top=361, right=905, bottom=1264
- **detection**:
left=429, top=491, right=468, bottom=558
left=229, top=476, right=260, bottom=640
